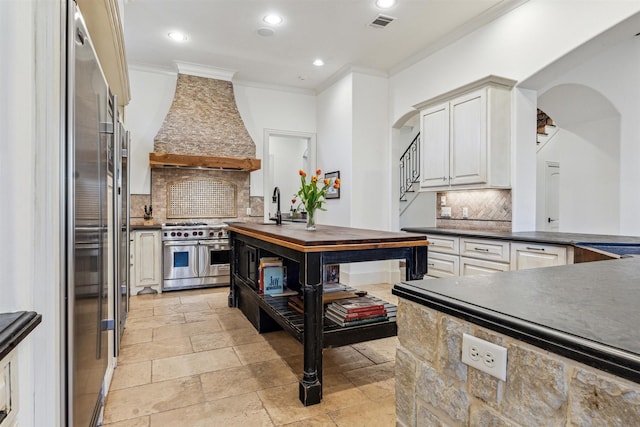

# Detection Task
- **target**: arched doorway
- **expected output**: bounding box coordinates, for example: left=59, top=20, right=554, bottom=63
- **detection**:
left=536, top=83, right=620, bottom=234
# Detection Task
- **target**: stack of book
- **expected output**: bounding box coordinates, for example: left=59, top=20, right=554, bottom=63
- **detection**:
left=325, top=297, right=387, bottom=327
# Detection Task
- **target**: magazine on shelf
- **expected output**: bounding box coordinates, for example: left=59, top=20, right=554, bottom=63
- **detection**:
left=259, top=257, right=283, bottom=292
left=263, top=265, right=286, bottom=295
left=325, top=311, right=387, bottom=327
left=330, top=297, right=385, bottom=314
left=325, top=305, right=387, bottom=320
left=323, top=282, right=347, bottom=293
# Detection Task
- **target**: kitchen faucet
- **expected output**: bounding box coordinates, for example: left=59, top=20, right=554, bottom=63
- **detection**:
left=272, top=186, right=282, bottom=225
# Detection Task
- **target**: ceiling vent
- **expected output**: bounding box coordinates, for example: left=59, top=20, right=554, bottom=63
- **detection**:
left=369, top=14, right=395, bottom=29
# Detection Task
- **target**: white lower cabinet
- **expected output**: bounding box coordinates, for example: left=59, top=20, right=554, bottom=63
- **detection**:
left=460, top=256, right=510, bottom=276
left=510, top=242, right=571, bottom=270
left=131, top=229, right=162, bottom=294
left=0, top=348, right=18, bottom=427
left=460, top=238, right=510, bottom=263
left=427, top=233, right=573, bottom=278
left=428, top=252, right=460, bottom=278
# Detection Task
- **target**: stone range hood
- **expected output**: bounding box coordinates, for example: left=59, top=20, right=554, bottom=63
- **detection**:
left=151, top=73, right=260, bottom=171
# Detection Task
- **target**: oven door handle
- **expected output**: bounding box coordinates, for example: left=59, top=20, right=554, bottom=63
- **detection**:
left=163, top=241, right=198, bottom=247
left=198, top=240, right=229, bottom=249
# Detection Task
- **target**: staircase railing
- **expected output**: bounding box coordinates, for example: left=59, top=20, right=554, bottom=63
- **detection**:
left=400, top=133, right=420, bottom=201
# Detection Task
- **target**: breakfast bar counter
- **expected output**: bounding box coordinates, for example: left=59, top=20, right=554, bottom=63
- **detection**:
left=227, top=222, right=428, bottom=405
left=392, top=256, right=640, bottom=425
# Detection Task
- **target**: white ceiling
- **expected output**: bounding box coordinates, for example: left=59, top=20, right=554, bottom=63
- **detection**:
left=123, top=0, right=525, bottom=92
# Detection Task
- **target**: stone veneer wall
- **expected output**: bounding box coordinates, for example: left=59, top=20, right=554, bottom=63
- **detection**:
left=396, top=298, right=640, bottom=426
left=153, top=74, right=255, bottom=157
left=135, top=73, right=262, bottom=225
left=436, top=189, right=512, bottom=232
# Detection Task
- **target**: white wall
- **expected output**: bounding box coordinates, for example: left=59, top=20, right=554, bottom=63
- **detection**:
left=234, top=83, right=317, bottom=197
left=536, top=119, right=620, bottom=234
left=126, top=68, right=177, bottom=194
left=533, top=36, right=640, bottom=235
left=125, top=70, right=317, bottom=197
left=389, top=1, right=640, bottom=123
left=389, top=0, right=640, bottom=230
left=352, top=73, right=390, bottom=231
left=1, top=1, right=63, bottom=425
left=316, top=74, right=353, bottom=227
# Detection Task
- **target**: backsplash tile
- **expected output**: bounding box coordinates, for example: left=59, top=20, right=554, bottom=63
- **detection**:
left=436, top=189, right=512, bottom=232
left=151, top=168, right=252, bottom=225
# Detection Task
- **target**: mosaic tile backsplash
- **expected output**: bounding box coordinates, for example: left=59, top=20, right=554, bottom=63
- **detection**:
left=436, top=189, right=512, bottom=232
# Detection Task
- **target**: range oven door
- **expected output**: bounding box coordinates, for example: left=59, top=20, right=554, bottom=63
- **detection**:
left=163, top=241, right=199, bottom=282
left=198, top=240, right=231, bottom=286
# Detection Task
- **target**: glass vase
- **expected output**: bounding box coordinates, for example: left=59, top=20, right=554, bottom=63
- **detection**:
left=305, top=208, right=316, bottom=231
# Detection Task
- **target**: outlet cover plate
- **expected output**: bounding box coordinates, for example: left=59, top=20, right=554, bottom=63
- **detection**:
left=441, top=207, right=451, bottom=217
left=461, top=333, right=507, bottom=381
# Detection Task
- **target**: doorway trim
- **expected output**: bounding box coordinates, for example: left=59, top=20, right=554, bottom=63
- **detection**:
left=263, top=129, right=317, bottom=221
left=544, top=161, right=560, bottom=231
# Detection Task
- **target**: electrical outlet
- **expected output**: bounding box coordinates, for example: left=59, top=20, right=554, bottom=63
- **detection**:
left=462, top=207, right=469, bottom=218
left=461, top=333, right=507, bottom=381
left=441, top=196, right=446, bottom=206
left=246, top=207, right=252, bottom=215
left=441, top=207, right=451, bottom=217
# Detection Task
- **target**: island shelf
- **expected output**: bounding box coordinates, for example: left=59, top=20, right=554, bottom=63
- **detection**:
left=227, top=222, right=427, bottom=406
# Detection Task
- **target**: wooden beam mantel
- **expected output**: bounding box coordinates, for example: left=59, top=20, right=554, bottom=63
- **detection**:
left=149, top=153, right=261, bottom=172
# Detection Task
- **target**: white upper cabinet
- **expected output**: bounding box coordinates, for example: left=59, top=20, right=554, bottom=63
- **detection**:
left=416, top=76, right=515, bottom=190
left=421, top=103, right=450, bottom=187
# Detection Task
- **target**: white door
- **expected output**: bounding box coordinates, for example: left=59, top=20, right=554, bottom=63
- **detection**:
left=545, top=162, right=560, bottom=231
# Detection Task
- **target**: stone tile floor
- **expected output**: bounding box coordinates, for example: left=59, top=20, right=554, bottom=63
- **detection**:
left=103, top=283, right=399, bottom=426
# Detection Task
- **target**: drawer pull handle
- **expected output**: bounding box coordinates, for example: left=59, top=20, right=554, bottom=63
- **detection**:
left=474, top=247, right=490, bottom=252
left=526, top=247, right=545, bottom=251
left=427, top=263, right=435, bottom=267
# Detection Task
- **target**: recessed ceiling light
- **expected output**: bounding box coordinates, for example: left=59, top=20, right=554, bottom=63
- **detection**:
left=313, top=59, right=324, bottom=67
left=168, top=31, right=188, bottom=42
left=263, top=14, right=283, bottom=25
left=257, top=27, right=275, bottom=37
left=375, top=0, right=396, bottom=9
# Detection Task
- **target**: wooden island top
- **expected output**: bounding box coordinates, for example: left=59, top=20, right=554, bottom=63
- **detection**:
left=226, top=222, right=428, bottom=252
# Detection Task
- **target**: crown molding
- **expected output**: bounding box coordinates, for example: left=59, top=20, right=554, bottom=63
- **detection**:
left=174, top=61, right=236, bottom=81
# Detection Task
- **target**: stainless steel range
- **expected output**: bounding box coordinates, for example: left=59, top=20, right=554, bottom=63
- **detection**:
left=162, top=222, right=230, bottom=291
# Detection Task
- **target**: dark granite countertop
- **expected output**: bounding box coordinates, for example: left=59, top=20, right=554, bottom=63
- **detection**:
left=0, top=311, right=41, bottom=361
left=402, top=227, right=640, bottom=247
left=393, top=257, right=640, bottom=383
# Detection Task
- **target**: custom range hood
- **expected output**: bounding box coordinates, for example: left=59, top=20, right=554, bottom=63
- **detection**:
left=150, top=72, right=261, bottom=172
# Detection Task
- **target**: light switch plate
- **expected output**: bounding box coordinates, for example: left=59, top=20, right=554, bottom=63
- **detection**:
left=441, top=207, right=451, bottom=217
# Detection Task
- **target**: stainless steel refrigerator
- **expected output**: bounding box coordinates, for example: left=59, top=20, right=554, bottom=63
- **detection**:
left=65, top=3, right=117, bottom=425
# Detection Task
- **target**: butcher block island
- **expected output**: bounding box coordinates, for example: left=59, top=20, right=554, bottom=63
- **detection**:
left=226, top=222, right=428, bottom=405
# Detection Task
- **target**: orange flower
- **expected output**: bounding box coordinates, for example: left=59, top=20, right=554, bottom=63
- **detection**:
left=311, top=176, right=318, bottom=183
left=316, top=169, right=322, bottom=175
left=333, top=183, right=340, bottom=189
left=323, top=178, right=330, bottom=185
left=299, top=169, right=307, bottom=177
left=334, top=178, right=341, bottom=185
